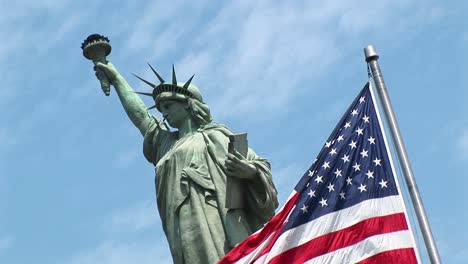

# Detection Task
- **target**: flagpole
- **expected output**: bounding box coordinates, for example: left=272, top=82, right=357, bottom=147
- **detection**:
left=364, top=45, right=441, bottom=264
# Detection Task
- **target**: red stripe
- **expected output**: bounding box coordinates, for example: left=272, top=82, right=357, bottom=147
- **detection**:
left=218, top=193, right=300, bottom=264
left=268, top=213, right=409, bottom=264
left=357, top=248, right=417, bottom=264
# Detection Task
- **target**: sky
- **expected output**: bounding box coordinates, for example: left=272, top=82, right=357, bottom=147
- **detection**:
left=0, top=0, right=467, bottom=263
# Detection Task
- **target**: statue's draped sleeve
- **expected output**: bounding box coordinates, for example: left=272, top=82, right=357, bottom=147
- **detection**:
left=142, top=116, right=173, bottom=165
left=202, top=125, right=278, bottom=229
left=245, top=148, right=279, bottom=223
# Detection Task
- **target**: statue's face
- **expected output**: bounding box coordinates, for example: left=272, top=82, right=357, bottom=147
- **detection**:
left=159, top=100, right=190, bottom=129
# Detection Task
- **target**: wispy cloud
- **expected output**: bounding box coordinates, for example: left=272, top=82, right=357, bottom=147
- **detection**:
left=459, top=129, right=468, bottom=160
left=272, top=163, right=306, bottom=205
left=0, top=236, right=13, bottom=254
left=102, top=200, right=158, bottom=234
left=112, top=148, right=140, bottom=169
left=171, top=0, right=442, bottom=121
left=66, top=240, right=171, bottom=264
left=438, top=237, right=468, bottom=264
left=65, top=200, right=166, bottom=264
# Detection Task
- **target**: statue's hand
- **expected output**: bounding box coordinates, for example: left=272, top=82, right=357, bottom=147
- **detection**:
left=94, top=61, right=120, bottom=84
left=225, top=150, right=258, bottom=180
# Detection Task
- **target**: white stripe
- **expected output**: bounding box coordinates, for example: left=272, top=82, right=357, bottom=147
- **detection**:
left=234, top=232, right=275, bottom=263
left=235, top=192, right=298, bottom=263
left=252, top=252, right=268, bottom=263
left=304, top=230, right=414, bottom=264
left=368, top=81, right=422, bottom=263
left=259, top=195, right=407, bottom=263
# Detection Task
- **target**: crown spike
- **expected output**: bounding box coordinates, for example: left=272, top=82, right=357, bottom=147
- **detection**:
left=172, top=64, right=177, bottom=85
left=132, top=73, right=156, bottom=88
left=148, top=104, right=158, bottom=110
left=183, top=74, right=195, bottom=89
left=147, top=63, right=165, bottom=83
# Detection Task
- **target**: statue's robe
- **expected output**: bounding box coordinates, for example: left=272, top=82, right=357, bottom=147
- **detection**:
left=143, top=118, right=278, bottom=264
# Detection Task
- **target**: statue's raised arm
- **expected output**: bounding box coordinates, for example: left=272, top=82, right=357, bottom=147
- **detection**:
left=81, top=34, right=157, bottom=136
left=95, top=62, right=157, bottom=136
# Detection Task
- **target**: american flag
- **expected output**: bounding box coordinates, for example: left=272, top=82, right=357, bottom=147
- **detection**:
left=219, top=82, right=420, bottom=264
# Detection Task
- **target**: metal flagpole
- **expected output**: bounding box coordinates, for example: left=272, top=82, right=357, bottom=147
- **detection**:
left=363, top=45, right=441, bottom=264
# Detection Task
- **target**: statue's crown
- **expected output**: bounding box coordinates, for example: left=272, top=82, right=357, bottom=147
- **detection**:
left=134, top=64, right=202, bottom=110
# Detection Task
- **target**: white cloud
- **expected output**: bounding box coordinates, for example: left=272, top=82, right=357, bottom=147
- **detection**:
left=112, top=148, right=140, bottom=169
left=0, top=236, right=13, bottom=254
left=103, top=200, right=158, bottom=234
left=459, top=129, right=468, bottom=160
left=438, top=237, right=468, bottom=264
left=272, top=163, right=306, bottom=205
left=65, top=200, right=168, bottom=264
left=66, top=240, right=171, bottom=264
left=167, top=0, right=441, bottom=121
left=0, top=128, right=17, bottom=151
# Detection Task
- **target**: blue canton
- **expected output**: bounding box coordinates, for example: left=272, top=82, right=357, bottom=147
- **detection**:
left=283, top=82, right=399, bottom=232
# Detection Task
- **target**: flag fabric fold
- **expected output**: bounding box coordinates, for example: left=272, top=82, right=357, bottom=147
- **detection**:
left=219, top=82, right=419, bottom=264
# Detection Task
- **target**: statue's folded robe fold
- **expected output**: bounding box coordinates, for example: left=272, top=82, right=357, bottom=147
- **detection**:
left=143, top=118, right=278, bottom=264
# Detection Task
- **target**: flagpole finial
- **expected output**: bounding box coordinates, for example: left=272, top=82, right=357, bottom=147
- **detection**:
left=364, top=45, right=379, bottom=62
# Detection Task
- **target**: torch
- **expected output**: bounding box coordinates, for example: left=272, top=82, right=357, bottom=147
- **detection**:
left=81, top=34, right=112, bottom=96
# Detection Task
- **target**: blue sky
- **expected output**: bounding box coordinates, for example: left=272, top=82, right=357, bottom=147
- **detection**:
left=0, top=0, right=466, bottom=263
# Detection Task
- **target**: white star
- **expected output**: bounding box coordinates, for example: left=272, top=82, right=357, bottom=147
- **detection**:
left=337, top=135, right=345, bottom=142
left=356, top=127, right=364, bottom=136
left=351, top=109, right=359, bottom=116
left=307, top=189, right=316, bottom=198
left=362, top=115, right=370, bottom=123
left=319, top=198, right=328, bottom=207
left=314, top=175, right=324, bottom=184
left=353, top=162, right=361, bottom=172
left=341, top=154, right=350, bottom=163
left=358, top=184, right=367, bottom=192
left=349, top=141, right=357, bottom=149
left=329, top=148, right=337, bottom=156
left=368, top=136, right=376, bottom=145
left=326, top=183, right=335, bottom=192
left=325, top=141, right=332, bottom=148
left=379, top=179, right=388, bottom=188
left=365, top=170, right=374, bottom=179
left=339, top=192, right=346, bottom=199
left=308, top=170, right=315, bottom=177
left=360, top=149, right=369, bottom=158
left=344, top=122, right=351, bottom=129
left=322, top=161, right=331, bottom=169
left=346, top=177, right=353, bottom=185
left=373, top=158, right=382, bottom=166
left=359, top=96, right=366, bottom=103
left=334, top=169, right=342, bottom=177
left=300, top=204, right=308, bottom=213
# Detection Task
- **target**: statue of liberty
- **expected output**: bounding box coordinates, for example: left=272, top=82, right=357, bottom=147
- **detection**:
left=91, top=58, right=278, bottom=263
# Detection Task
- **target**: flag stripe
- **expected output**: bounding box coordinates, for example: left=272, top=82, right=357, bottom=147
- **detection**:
left=218, top=192, right=300, bottom=264
left=256, top=195, right=405, bottom=262
left=357, top=248, right=418, bottom=264
left=268, top=213, right=408, bottom=264
left=303, top=231, right=416, bottom=264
